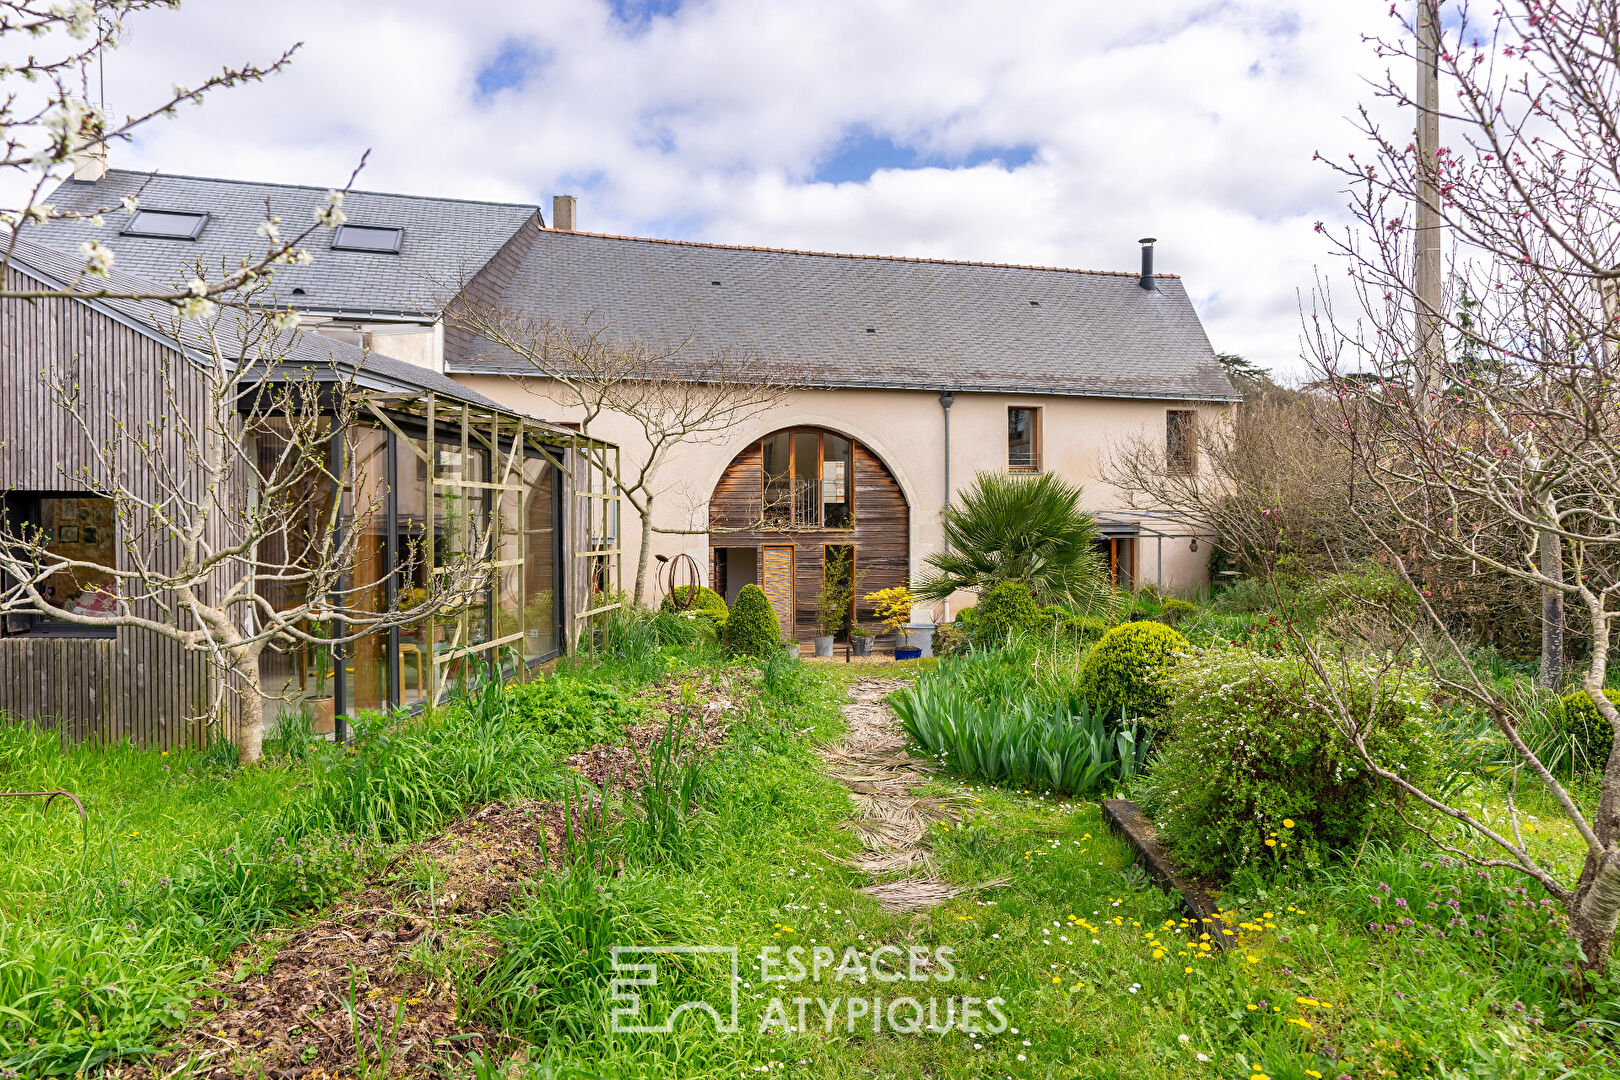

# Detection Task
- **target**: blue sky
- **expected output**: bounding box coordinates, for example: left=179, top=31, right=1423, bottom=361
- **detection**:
left=29, top=0, right=1410, bottom=375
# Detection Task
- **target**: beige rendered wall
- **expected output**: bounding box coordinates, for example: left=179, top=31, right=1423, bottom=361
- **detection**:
left=453, top=375, right=1223, bottom=616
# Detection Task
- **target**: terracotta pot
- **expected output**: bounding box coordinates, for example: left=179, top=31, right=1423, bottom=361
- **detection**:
left=310, top=696, right=336, bottom=734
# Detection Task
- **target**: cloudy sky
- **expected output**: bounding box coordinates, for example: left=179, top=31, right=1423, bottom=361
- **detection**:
left=73, top=0, right=1412, bottom=376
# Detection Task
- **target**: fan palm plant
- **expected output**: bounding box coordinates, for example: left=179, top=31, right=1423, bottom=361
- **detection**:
left=914, top=471, right=1118, bottom=613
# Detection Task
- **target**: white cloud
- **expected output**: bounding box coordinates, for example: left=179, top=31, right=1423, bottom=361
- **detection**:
left=14, top=0, right=1414, bottom=376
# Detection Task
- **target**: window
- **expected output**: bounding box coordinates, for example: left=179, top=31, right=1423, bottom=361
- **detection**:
left=331, top=224, right=404, bottom=253
left=0, top=493, right=117, bottom=637
left=1008, top=407, right=1041, bottom=471
left=1166, top=410, right=1198, bottom=474
left=122, top=209, right=208, bottom=240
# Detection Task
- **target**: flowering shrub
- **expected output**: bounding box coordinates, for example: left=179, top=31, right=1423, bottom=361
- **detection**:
left=1077, top=620, right=1190, bottom=723
left=1150, top=649, right=1436, bottom=878
left=720, top=584, right=782, bottom=656
left=1556, top=689, right=1618, bottom=775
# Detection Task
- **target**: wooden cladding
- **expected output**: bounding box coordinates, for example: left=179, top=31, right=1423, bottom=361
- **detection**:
left=710, top=428, right=909, bottom=640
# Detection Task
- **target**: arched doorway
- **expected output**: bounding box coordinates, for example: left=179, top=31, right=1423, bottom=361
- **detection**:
left=708, top=426, right=910, bottom=643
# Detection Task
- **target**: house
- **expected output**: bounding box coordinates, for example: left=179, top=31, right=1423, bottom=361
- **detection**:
left=31, top=168, right=1236, bottom=653
left=0, top=230, right=615, bottom=748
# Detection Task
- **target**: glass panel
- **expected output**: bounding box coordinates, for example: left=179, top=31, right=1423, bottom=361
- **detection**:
left=250, top=418, right=336, bottom=736
left=343, top=427, right=390, bottom=716
left=1008, top=408, right=1036, bottom=469
left=332, top=224, right=403, bottom=252
left=762, top=432, right=791, bottom=525
left=496, top=475, right=523, bottom=676
left=523, top=457, right=559, bottom=660
left=32, top=495, right=117, bottom=619
left=434, top=439, right=491, bottom=686
left=395, top=434, right=432, bottom=708
left=793, top=432, right=820, bottom=526
left=124, top=210, right=205, bottom=238
left=822, top=435, right=851, bottom=529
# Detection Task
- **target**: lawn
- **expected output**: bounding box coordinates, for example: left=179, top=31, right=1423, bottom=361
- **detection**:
left=0, top=614, right=1615, bottom=1078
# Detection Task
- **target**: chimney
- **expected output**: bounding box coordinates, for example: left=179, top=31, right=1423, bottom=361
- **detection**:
left=72, top=140, right=107, bottom=183
left=1137, top=238, right=1157, bottom=291
left=551, top=194, right=577, bottom=231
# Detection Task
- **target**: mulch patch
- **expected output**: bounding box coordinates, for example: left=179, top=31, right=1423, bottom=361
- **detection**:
left=116, top=678, right=741, bottom=1079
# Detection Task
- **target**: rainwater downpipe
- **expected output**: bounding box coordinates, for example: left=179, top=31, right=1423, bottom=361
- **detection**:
left=939, top=390, right=955, bottom=621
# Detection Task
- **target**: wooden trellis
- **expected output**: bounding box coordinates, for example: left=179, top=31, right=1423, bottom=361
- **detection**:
left=361, top=390, right=620, bottom=705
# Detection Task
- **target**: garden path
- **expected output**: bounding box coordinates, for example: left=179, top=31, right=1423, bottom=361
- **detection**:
left=821, top=677, right=970, bottom=912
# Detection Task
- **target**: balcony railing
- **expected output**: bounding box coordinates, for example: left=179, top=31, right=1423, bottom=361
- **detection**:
left=1008, top=449, right=1042, bottom=472
left=763, top=478, right=851, bottom=529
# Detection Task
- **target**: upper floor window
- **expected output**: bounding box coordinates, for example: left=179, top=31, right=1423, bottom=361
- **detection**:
left=122, top=209, right=207, bottom=240
left=1008, top=407, right=1041, bottom=471
left=1166, top=409, right=1198, bottom=474
left=331, top=224, right=404, bottom=254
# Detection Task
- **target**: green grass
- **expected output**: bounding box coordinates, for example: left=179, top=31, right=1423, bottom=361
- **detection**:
left=2, top=619, right=1617, bottom=1078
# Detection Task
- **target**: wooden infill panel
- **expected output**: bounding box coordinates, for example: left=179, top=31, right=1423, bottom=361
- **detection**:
left=761, top=545, right=795, bottom=636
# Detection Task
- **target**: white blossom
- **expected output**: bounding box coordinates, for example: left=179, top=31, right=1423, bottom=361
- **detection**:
left=177, top=295, right=215, bottom=321
left=186, top=279, right=209, bottom=297
left=120, top=195, right=139, bottom=215
left=51, top=3, right=96, bottom=40
left=314, top=190, right=347, bottom=229
left=78, top=240, right=114, bottom=277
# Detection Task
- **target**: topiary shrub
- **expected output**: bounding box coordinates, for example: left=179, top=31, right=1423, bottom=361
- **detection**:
left=1150, top=648, right=1435, bottom=878
left=720, top=584, right=782, bottom=656
left=1557, top=689, right=1618, bottom=774
left=661, top=585, right=727, bottom=616
left=1078, top=620, right=1190, bottom=723
left=972, top=581, right=1044, bottom=646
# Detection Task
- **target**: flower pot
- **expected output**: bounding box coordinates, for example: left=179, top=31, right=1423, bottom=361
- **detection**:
left=903, top=623, right=936, bottom=658
left=310, top=696, right=335, bottom=735
left=851, top=637, right=872, bottom=657
left=895, top=646, right=923, bottom=661
left=783, top=642, right=801, bottom=660
left=814, top=635, right=835, bottom=658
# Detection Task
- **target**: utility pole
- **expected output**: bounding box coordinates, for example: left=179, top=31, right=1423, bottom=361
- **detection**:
left=1414, top=0, right=1444, bottom=413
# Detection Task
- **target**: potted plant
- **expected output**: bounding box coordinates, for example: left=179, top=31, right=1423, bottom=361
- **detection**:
left=864, top=585, right=919, bottom=660
left=850, top=623, right=873, bottom=657
left=304, top=630, right=335, bottom=734
left=813, top=551, right=853, bottom=659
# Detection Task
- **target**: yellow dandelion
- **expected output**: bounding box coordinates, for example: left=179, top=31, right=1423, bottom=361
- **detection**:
left=1265, top=838, right=1277, bottom=847
left=1283, top=819, right=1295, bottom=829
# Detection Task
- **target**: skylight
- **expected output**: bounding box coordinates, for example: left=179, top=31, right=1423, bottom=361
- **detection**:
left=331, top=224, right=404, bottom=254
left=121, top=209, right=208, bottom=240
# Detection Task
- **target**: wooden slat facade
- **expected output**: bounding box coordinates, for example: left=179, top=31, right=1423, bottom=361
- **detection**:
left=708, top=430, right=909, bottom=641
left=1, top=267, right=227, bottom=748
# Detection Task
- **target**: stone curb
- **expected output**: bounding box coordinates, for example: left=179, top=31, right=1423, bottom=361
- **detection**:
left=1101, top=797, right=1233, bottom=950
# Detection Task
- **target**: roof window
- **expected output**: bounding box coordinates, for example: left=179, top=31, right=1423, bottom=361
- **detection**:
left=121, top=209, right=208, bottom=240
left=331, top=224, right=404, bottom=254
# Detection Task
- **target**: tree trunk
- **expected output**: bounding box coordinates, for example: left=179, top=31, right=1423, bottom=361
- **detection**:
left=1539, top=530, right=1564, bottom=690
left=1573, top=851, right=1620, bottom=972
left=632, top=500, right=655, bottom=608
left=234, top=658, right=265, bottom=765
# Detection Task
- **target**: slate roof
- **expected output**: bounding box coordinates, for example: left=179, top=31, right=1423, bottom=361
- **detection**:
left=451, top=229, right=1238, bottom=402
left=5, top=237, right=509, bottom=411
left=35, top=169, right=540, bottom=317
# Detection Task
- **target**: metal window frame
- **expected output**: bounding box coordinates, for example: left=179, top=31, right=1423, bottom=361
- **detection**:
left=331, top=224, right=405, bottom=254
left=121, top=209, right=209, bottom=240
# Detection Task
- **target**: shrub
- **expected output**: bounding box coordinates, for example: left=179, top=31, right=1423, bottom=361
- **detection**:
left=1156, top=598, right=1199, bottom=625
left=1557, top=689, right=1618, bottom=774
left=661, top=585, right=727, bottom=616
left=721, top=584, right=782, bottom=656
left=1150, top=648, right=1436, bottom=878
left=1077, top=620, right=1190, bottom=723
left=972, top=581, right=1043, bottom=646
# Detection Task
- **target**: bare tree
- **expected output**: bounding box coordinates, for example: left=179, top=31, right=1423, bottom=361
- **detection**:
left=442, top=305, right=795, bottom=605
left=1106, top=380, right=1365, bottom=578
left=0, top=1, right=367, bottom=308
left=1305, top=0, right=1620, bottom=971
left=0, top=298, right=496, bottom=763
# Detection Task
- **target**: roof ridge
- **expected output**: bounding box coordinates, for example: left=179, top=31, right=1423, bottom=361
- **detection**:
left=97, top=169, right=543, bottom=213
left=541, top=227, right=1180, bottom=279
